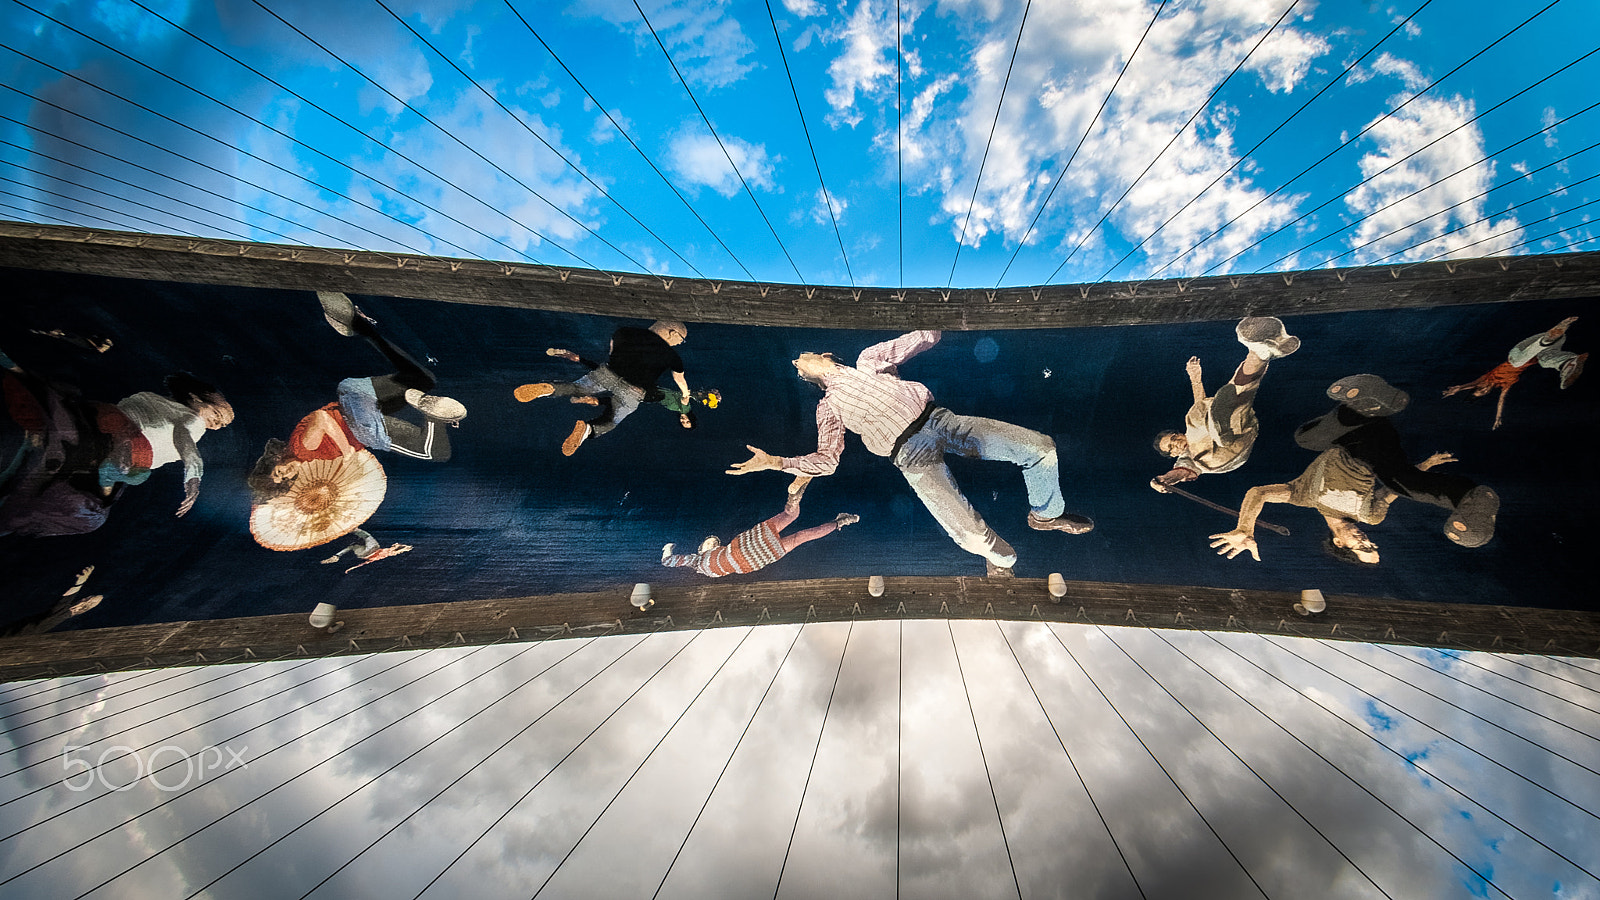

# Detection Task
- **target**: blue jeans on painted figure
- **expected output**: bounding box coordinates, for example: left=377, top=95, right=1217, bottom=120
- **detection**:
left=892, top=407, right=1064, bottom=567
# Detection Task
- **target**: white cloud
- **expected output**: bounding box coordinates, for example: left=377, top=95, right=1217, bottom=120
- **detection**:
left=809, top=186, right=847, bottom=226
left=1342, top=91, right=1523, bottom=264
left=782, top=0, right=823, bottom=16
left=576, top=0, right=758, bottom=89
left=823, top=0, right=915, bottom=128
left=1541, top=106, right=1559, bottom=148
left=836, top=0, right=1334, bottom=278
left=667, top=129, right=775, bottom=197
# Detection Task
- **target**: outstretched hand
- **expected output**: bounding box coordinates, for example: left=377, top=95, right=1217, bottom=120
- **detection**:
left=1185, top=356, right=1203, bottom=379
left=176, top=478, right=200, bottom=517
left=1418, top=451, right=1457, bottom=470
left=727, top=445, right=781, bottom=475
left=1149, top=478, right=1171, bottom=494
left=1209, top=529, right=1260, bottom=561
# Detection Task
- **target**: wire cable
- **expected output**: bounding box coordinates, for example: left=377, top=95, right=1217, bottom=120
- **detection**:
left=993, top=622, right=1145, bottom=898
left=1193, top=631, right=1517, bottom=899
left=896, top=0, right=903, bottom=288
left=1404, top=192, right=1600, bottom=267
left=632, top=0, right=806, bottom=284
left=1148, top=0, right=1567, bottom=280
left=0, top=167, right=250, bottom=240
left=1316, top=641, right=1600, bottom=780
left=113, top=0, right=564, bottom=267
left=1044, top=623, right=1268, bottom=898
left=1043, top=0, right=1302, bottom=284
left=0, top=76, right=403, bottom=254
left=12, top=0, right=530, bottom=264
left=1098, top=0, right=1434, bottom=282
left=357, top=0, right=689, bottom=276
left=411, top=628, right=692, bottom=900
left=0, top=154, right=293, bottom=245
left=0, top=182, right=191, bottom=237
left=1262, top=639, right=1600, bottom=823
left=1264, top=99, right=1600, bottom=271
left=995, top=0, right=1169, bottom=286
left=763, top=0, right=853, bottom=286
left=189, top=634, right=577, bottom=899
left=503, top=0, right=756, bottom=280
left=50, top=640, right=516, bottom=898
left=946, top=621, right=1022, bottom=899
left=1369, top=167, right=1600, bottom=266
left=0, top=647, right=444, bottom=887
left=1380, top=645, right=1600, bottom=731
left=533, top=628, right=757, bottom=898
left=946, top=0, right=1031, bottom=288
left=0, top=37, right=465, bottom=260
left=1205, top=43, right=1600, bottom=276
left=1100, top=627, right=1394, bottom=898
left=1376, top=643, right=1600, bottom=736
left=773, top=621, right=854, bottom=900
left=0, top=125, right=351, bottom=249
left=651, top=624, right=808, bottom=900
left=291, top=634, right=617, bottom=900
left=1238, top=635, right=1599, bottom=886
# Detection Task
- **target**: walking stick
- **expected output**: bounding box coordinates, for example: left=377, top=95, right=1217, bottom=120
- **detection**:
left=1160, top=483, right=1291, bottom=536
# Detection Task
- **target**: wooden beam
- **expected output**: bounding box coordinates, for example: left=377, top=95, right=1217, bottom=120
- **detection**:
left=3, top=222, right=1597, bottom=330
left=3, top=577, right=1595, bottom=682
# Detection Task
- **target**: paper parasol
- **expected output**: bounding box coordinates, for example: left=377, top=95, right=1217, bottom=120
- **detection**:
left=249, top=449, right=387, bottom=551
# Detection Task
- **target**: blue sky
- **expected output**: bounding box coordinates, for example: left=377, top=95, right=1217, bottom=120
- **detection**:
left=2, top=0, right=1597, bottom=286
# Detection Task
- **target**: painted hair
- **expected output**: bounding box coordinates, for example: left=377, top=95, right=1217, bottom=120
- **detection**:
left=245, top=438, right=293, bottom=502
left=650, top=319, right=687, bottom=341
left=1153, top=430, right=1180, bottom=456
left=1322, top=536, right=1377, bottom=567
left=166, top=372, right=232, bottom=424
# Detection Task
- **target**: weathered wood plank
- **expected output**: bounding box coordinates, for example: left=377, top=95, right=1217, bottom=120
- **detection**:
left=3, top=577, right=1595, bottom=682
left=3, top=223, right=1596, bottom=330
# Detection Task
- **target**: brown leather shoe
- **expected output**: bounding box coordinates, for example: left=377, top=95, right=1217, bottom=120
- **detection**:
left=1027, top=512, right=1094, bottom=534
left=515, top=383, right=555, bottom=402
left=561, top=420, right=590, bottom=456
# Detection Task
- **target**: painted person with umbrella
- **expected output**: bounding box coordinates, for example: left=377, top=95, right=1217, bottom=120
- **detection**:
left=245, top=292, right=466, bottom=552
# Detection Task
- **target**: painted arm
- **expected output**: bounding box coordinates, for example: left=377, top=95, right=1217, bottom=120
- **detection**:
left=728, top=398, right=844, bottom=477
left=856, top=330, right=941, bottom=376
left=302, top=408, right=355, bottom=458
left=1186, top=356, right=1206, bottom=406
left=173, top=424, right=203, bottom=516
left=1209, top=483, right=1292, bottom=561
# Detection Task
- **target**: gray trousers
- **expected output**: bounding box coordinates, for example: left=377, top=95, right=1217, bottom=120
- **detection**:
left=893, top=408, right=1065, bottom=567
left=549, top=366, right=646, bottom=436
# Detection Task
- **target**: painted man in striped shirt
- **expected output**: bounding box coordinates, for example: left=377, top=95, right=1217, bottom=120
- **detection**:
left=727, top=330, right=1092, bottom=577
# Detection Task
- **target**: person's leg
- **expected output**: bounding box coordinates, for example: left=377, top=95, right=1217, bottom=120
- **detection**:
left=345, top=311, right=436, bottom=393
left=779, top=521, right=839, bottom=553
left=1334, top=417, right=1476, bottom=509
left=661, top=550, right=705, bottom=569
left=896, top=451, right=1017, bottom=567
left=591, top=384, right=644, bottom=436
left=916, top=409, right=1066, bottom=519
left=1210, top=362, right=1264, bottom=444
left=381, top=416, right=451, bottom=461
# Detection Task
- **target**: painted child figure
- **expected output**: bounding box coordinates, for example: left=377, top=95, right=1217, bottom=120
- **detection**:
left=1151, top=316, right=1299, bottom=491
left=1443, top=317, right=1586, bottom=429
left=661, top=477, right=857, bottom=578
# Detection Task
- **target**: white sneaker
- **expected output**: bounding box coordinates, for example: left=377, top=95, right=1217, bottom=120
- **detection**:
left=404, top=389, right=467, bottom=422
left=661, top=543, right=675, bottom=562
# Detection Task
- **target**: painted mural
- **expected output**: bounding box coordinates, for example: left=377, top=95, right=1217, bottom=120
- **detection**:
left=1, top=266, right=1594, bottom=632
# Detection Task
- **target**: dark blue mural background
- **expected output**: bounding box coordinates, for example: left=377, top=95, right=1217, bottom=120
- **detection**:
left=2, top=265, right=1595, bottom=630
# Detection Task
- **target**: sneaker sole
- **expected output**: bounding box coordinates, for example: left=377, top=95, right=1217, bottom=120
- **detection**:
left=515, top=384, right=554, bottom=402
left=561, top=421, right=589, bottom=456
